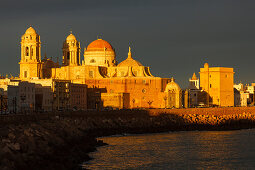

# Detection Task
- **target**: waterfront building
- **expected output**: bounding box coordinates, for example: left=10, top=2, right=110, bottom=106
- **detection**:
left=234, top=83, right=255, bottom=107
left=164, top=78, right=182, bottom=108
left=7, top=81, right=35, bottom=113
left=199, top=63, right=234, bottom=107
left=18, top=26, right=182, bottom=109
left=244, top=84, right=255, bottom=105
left=187, top=73, right=201, bottom=107
left=0, top=88, right=7, bottom=113
left=70, top=83, right=87, bottom=110
left=188, top=73, right=199, bottom=90
left=35, top=84, right=53, bottom=112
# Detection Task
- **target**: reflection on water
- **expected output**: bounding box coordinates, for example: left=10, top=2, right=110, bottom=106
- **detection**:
left=83, top=129, right=255, bottom=169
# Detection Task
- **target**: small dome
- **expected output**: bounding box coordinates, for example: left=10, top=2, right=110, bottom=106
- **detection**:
left=118, top=47, right=143, bottom=67
left=66, top=33, right=77, bottom=41
left=45, top=59, right=56, bottom=68
left=25, top=26, right=37, bottom=35
left=204, top=63, right=209, bottom=68
left=87, top=39, right=113, bottom=51
left=118, top=58, right=143, bottom=67
left=165, top=78, right=181, bottom=92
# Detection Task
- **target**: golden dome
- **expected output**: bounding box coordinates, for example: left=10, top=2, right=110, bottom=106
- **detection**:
left=66, top=33, right=77, bottom=41
left=25, top=26, right=37, bottom=35
left=118, top=47, right=143, bottom=67
left=165, top=77, right=181, bottom=92
left=87, top=39, right=113, bottom=51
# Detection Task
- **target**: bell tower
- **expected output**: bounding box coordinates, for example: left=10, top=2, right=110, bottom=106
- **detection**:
left=19, top=26, right=42, bottom=79
left=62, top=32, right=80, bottom=66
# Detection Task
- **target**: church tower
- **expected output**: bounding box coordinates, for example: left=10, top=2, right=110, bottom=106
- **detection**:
left=62, top=32, right=81, bottom=66
left=19, top=26, right=42, bottom=79
left=189, top=72, right=199, bottom=89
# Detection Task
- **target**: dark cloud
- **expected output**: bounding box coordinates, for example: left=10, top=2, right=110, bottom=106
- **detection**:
left=0, top=0, right=254, bottom=87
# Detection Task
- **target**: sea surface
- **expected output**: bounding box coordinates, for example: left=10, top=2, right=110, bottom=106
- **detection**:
left=83, top=129, right=255, bottom=169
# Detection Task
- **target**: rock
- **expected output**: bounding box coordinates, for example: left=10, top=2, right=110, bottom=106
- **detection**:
left=24, top=129, right=33, bottom=137
left=2, top=145, right=12, bottom=154
left=8, top=133, right=15, bottom=140
left=7, top=143, right=20, bottom=151
left=2, top=139, right=11, bottom=143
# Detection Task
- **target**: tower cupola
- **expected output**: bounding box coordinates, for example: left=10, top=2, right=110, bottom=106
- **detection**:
left=62, top=32, right=81, bottom=66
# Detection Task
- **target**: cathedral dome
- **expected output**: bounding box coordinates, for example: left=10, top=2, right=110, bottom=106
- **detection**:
left=118, top=47, right=143, bottom=67
left=66, top=33, right=77, bottom=41
left=87, top=39, right=113, bottom=51
left=25, top=26, right=37, bottom=35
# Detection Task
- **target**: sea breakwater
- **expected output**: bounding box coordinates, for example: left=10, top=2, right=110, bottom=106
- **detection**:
left=1, top=107, right=255, bottom=169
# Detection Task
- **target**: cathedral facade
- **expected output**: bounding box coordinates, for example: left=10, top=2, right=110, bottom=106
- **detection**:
left=19, top=26, right=182, bottom=110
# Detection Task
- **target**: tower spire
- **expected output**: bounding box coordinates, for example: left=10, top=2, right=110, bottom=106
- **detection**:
left=128, top=46, right=132, bottom=59
left=192, top=72, right=198, bottom=80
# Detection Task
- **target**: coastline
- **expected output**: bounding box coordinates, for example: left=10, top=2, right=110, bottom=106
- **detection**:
left=1, top=107, right=255, bottom=169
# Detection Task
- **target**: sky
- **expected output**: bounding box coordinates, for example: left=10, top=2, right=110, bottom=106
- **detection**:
left=0, top=0, right=254, bottom=88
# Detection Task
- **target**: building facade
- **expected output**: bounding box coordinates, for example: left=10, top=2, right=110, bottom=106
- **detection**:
left=17, top=26, right=183, bottom=110
left=200, top=63, right=234, bottom=107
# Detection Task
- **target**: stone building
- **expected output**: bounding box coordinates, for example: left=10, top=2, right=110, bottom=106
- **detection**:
left=18, top=26, right=182, bottom=110
left=188, top=73, right=200, bottom=107
left=200, top=63, right=234, bottom=107
left=164, top=78, right=182, bottom=108
left=8, top=81, right=36, bottom=113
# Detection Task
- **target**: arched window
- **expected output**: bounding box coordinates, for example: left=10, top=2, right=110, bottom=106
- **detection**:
left=67, top=52, right=70, bottom=60
left=133, top=71, right=138, bottom=76
left=31, top=48, right=33, bottom=59
left=25, top=47, right=29, bottom=56
left=89, top=71, right=94, bottom=78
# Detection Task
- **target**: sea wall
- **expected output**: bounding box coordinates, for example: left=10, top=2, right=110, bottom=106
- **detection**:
left=1, top=107, right=255, bottom=169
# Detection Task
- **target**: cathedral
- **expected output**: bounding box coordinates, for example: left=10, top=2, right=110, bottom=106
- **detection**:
left=19, top=26, right=182, bottom=109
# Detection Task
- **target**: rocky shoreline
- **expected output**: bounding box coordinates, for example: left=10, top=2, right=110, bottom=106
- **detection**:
left=1, top=108, right=255, bottom=169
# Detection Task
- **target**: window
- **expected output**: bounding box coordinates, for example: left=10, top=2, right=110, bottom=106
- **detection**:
left=67, top=52, right=70, bottom=60
left=142, top=80, right=146, bottom=84
left=25, top=47, right=29, bottom=56
left=134, top=71, right=138, bottom=76
left=89, top=71, right=94, bottom=78
left=90, top=59, right=95, bottom=63
left=31, top=48, right=33, bottom=57
left=210, top=84, right=212, bottom=88
left=24, top=71, right=27, bottom=78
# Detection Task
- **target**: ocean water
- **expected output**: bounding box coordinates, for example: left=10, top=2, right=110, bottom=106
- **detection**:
left=83, top=129, right=255, bottom=169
